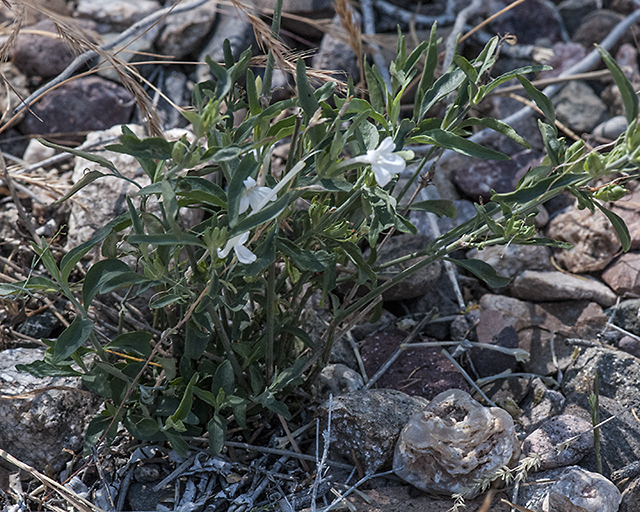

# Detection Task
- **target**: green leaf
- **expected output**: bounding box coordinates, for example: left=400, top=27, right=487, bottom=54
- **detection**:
left=418, top=68, right=466, bottom=121
left=123, top=415, right=160, bottom=441
left=414, top=22, right=439, bottom=120
left=52, top=170, right=107, bottom=205
left=170, top=373, right=199, bottom=423
left=0, top=276, right=60, bottom=297
left=445, top=258, right=511, bottom=288
left=106, top=136, right=174, bottom=161
left=105, top=331, right=153, bottom=358
left=595, top=201, right=631, bottom=252
left=453, top=54, right=478, bottom=84
left=364, top=61, right=385, bottom=113
left=538, top=120, right=563, bottom=166
left=127, top=233, right=206, bottom=247
left=517, top=76, right=556, bottom=130
left=211, top=360, right=235, bottom=397
left=403, top=40, right=429, bottom=75
left=38, top=139, right=119, bottom=173
left=491, top=172, right=580, bottom=204
left=163, top=429, right=189, bottom=458
left=207, top=414, right=227, bottom=455
left=16, top=360, right=82, bottom=377
left=296, top=58, right=319, bottom=120
left=409, top=199, right=457, bottom=218
left=597, top=45, right=639, bottom=125
left=205, top=56, right=232, bottom=100
left=83, top=259, right=147, bottom=309
left=228, top=153, right=259, bottom=228
left=231, top=193, right=291, bottom=236
left=185, top=320, right=210, bottom=360
left=245, top=68, right=262, bottom=116
left=51, top=316, right=94, bottom=363
left=415, top=129, right=510, bottom=160
left=460, top=118, right=530, bottom=148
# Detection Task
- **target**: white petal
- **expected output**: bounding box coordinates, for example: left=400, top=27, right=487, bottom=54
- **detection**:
left=377, top=137, right=396, bottom=154
left=239, top=194, right=251, bottom=214
left=248, top=186, right=276, bottom=212
left=379, top=153, right=406, bottom=174
left=235, top=232, right=250, bottom=245
left=372, top=164, right=393, bottom=187
left=243, top=177, right=257, bottom=189
left=217, top=240, right=233, bottom=258
left=235, top=244, right=257, bottom=264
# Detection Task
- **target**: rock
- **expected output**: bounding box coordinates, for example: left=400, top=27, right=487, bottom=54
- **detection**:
left=197, top=10, right=256, bottom=82
left=470, top=309, right=520, bottom=378
left=96, top=25, right=159, bottom=83
left=618, top=336, right=640, bottom=358
left=592, top=115, right=628, bottom=141
left=254, top=0, right=333, bottom=14
left=545, top=466, right=621, bottom=512
left=602, top=253, right=640, bottom=297
left=610, top=185, right=640, bottom=250
left=0, top=348, right=100, bottom=473
left=156, top=0, right=217, bottom=59
left=126, top=482, right=160, bottom=512
left=519, top=377, right=566, bottom=433
left=314, top=364, right=364, bottom=397
left=523, top=415, right=594, bottom=470
left=375, top=234, right=442, bottom=301
left=75, top=0, right=162, bottom=29
left=539, top=43, right=588, bottom=79
left=22, top=138, right=56, bottom=165
left=620, top=474, right=640, bottom=512
left=553, top=81, right=609, bottom=134
left=18, top=76, right=135, bottom=145
left=467, top=244, right=553, bottom=279
left=488, top=0, right=563, bottom=44
left=359, top=330, right=468, bottom=400
left=313, top=14, right=360, bottom=82
left=158, top=69, right=190, bottom=129
left=12, top=19, right=94, bottom=79
left=134, top=463, right=161, bottom=483
left=454, top=149, right=540, bottom=202
left=546, top=205, right=621, bottom=273
left=518, top=467, right=574, bottom=511
left=557, top=0, right=598, bottom=37
left=434, top=199, right=478, bottom=234
left=64, top=124, right=149, bottom=249
left=606, top=298, right=640, bottom=335
left=393, top=389, right=520, bottom=499
left=573, top=10, right=631, bottom=49
left=319, top=389, right=428, bottom=474
left=480, top=295, right=608, bottom=375
left=15, top=311, right=60, bottom=339
left=511, top=270, right=617, bottom=307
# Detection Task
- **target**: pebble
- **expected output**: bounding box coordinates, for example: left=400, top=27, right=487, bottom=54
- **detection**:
left=393, top=389, right=520, bottom=499
left=592, top=115, right=629, bottom=141
left=553, top=81, right=609, bottom=134
left=522, top=414, right=594, bottom=470
left=618, top=335, right=640, bottom=358
left=545, top=466, right=621, bottom=512
left=314, top=363, right=364, bottom=397
left=511, top=270, right=617, bottom=307
left=546, top=205, right=621, bottom=273
left=319, top=389, right=428, bottom=474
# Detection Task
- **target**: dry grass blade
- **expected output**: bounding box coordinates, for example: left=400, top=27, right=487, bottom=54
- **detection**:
left=334, top=0, right=364, bottom=86
left=0, top=447, right=107, bottom=512
left=0, top=1, right=26, bottom=64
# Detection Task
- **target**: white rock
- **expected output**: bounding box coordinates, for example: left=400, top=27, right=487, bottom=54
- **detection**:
left=393, top=388, right=520, bottom=498
left=75, top=0, right=161, bottom=28
left=544, top=466, right=621, bottom=512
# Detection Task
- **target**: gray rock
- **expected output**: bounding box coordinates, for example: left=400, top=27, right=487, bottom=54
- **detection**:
left=573, top=10, right=627, bottom=49
left=467, top=244, right=553, bottom=279
left=518, top=467, right=572, bottom=512
left=523, top=414, right=594, bottom=470
left=470, top=309, right=519, bottom=378
left=134, top=463, right=161, bottom=483
left=254, top=0, right=333, bottom=14
left=557, top=0, right=598, bottom=37
left=553, top=81, right=609, bottom=134
left=393, top=389, right=520, bottom=499
left=313, top=14, right=359, bottom=82
left=375, top=234, right=442, bottom=301
left=592, top=115, right=629, bottom=141
left=0, top=348, right=100, bottom=473
left=156, top=0, right=217, bottom=59
left=319, top=389, right=428, bottom=474
left=618, top=336, right=640, bottom=358
left=22, top=138, right=56, bottom=165
left=314, top=364, right=364, bottom=397
left=620, top=473, right=640, bottom=512
left=606, top=298, right=640, bottom=335
left=602, top=252, right=640, bottom=297
left=546, top=205, right=621, bottom=273
left=96, top=25, right=159, bottom=83
left=18, top=76, right=135, bottom=145
left=480, top=294, right=607, bottom=375
left=610, top=185, right=640, bottom=250
left=545, top=466, right=621, bottom=512
left=488, top=0, right=563, bottom=45
left=158, top=69, right=190, bottom=129
left=520, top=377, right=566, bottom=434
left=16, top=311, right=59, bottom=339
left=511, top=270, right=617, bottom=307
left=75, top=0, right=161, bottom=29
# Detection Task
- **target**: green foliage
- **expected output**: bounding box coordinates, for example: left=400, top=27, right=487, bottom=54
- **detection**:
left=3, top=25, right=639, bottom=459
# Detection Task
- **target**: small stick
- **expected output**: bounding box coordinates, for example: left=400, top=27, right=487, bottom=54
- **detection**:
left=441, top=348, right=497, bottom=407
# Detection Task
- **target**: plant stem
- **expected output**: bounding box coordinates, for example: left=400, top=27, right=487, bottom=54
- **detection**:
left=266, top=261, right=276, bottom=382
left=261, top=0, right=283, bottom=99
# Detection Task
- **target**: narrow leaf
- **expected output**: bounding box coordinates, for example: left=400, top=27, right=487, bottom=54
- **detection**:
left=517, top=76, right=556, bottom=130
left=409, top=199, right=457, bottom=218
left=595, top=201, right=631, bottom=252
left=52, top=170, right=106, bottom=205
left=51, top=316, right=94, bottom=363
left=417, top=129, right=510, bottom=160
left=445, top=258, right=511, bottom=288
left=597, top=45, right=638, bottom=125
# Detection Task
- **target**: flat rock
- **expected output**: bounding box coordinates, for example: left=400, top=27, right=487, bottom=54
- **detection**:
left=522, top=414, right=594, bottom=470
left=470, top=309, right=520, bottom=378
left=602, top=252, right=640, bottom=297
left=546, top=205, right=621, bottom=273
left=511, top=270, right=617, bottom=307
left=319, top=389, right=428, bottom=474
left=553, top=81, right=609, bottom=134
left=480, top=294, right=607, bottom=375
left=156, top=0, right=217, bottom=59
left=467, top=244, right=553, bottom=279
left=75, top=0, right=162, bottom=29
left=18, top=76, right=135, bottom=145
left=360, top=330, right=468, bottom=399
left=375, top=234, right=442, bottom=301
left=0, top=348, right=101, bottom=473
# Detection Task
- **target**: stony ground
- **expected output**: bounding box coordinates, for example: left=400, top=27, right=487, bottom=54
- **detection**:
left=3, top=0, right=640, bottom=511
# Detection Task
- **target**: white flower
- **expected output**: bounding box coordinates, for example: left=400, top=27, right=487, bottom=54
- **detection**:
left=352, top=137, right=406, bottom=187
left=217, top=232, right=257, bottom=264
left=250, top=161, right=306, bottom=214
left=239, top=177, right=275, bottom=214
